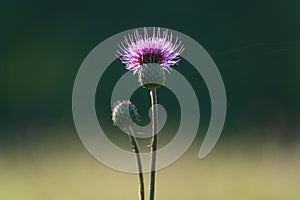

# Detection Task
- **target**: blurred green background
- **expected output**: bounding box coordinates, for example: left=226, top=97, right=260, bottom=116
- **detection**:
left=1, top=0, right=300, bottom=199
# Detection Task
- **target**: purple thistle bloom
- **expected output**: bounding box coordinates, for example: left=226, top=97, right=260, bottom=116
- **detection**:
left=117, top=27, right=184, bottom=74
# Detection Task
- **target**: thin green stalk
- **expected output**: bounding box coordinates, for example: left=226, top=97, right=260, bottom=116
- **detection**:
left=149, top=88, right=158, bottom=200
left=128, top=126, right=145, bottom=200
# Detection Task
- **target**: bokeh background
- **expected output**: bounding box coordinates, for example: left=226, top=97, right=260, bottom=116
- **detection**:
left=1, top=0, right=300, bottom=199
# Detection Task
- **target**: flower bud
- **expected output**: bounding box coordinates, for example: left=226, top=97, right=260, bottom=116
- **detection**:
left=112, top=100, right=139, bottom=129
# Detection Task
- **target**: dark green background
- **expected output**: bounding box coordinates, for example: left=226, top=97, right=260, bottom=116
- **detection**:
left=1, top=0, right=299, bottom=144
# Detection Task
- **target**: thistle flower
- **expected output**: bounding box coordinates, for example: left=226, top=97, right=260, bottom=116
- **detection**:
left=112, top=100, right=145, bottom=200
left=112, top=100, right=139, bottom=129
left=117, top=27, right=184, bottom=88
left=116, top=28, right=185, bottom=200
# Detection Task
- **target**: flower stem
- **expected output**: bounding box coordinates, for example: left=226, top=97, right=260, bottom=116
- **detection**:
left=128, top=126, right=145, bottom=200
left=149, top=88, right=158, bottom=200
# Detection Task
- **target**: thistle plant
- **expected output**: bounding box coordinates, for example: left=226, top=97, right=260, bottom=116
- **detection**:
left=117, top=27, right=184, bottom=200
left=112, top=100, right=145, bottom=200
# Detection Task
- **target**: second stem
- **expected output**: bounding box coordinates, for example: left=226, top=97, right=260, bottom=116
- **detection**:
left=128, top=126, right=145, bottom=200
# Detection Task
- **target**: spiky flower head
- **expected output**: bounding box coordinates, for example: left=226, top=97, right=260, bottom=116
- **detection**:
left=112, top=100, right=139, bottom=129
left=117, top=27, right=184, bottom=74
left=117, top=27, right=184, bottom=88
